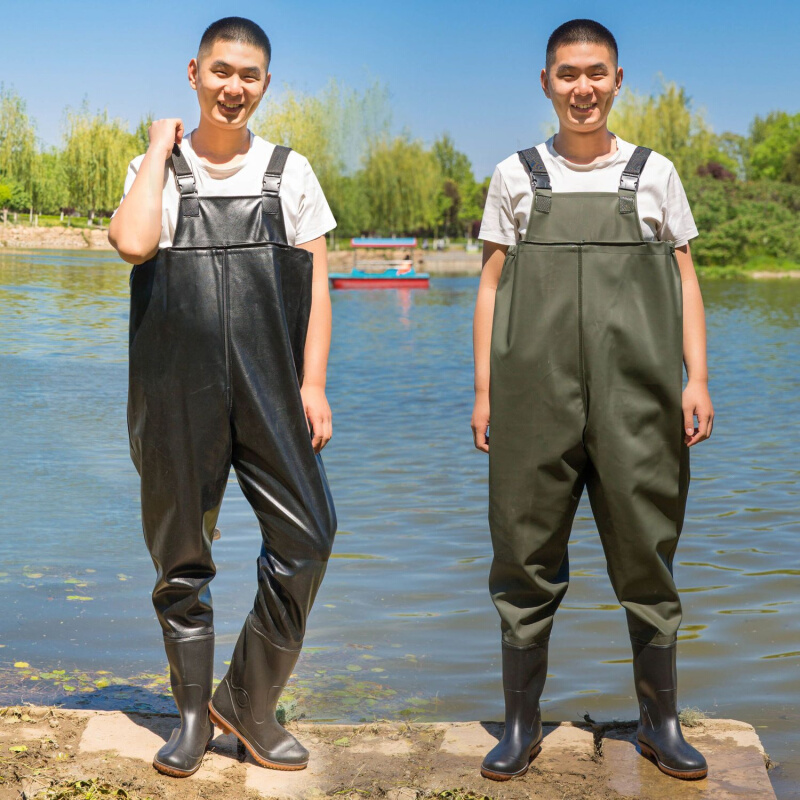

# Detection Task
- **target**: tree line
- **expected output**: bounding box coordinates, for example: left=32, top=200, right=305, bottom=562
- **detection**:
left=0, top=80, right=798, bottom=265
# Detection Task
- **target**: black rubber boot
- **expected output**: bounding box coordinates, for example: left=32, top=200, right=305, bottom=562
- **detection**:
left=153, top=637, right=215, bottom=777
left=481, top=641, right=548, bottom=781
left=209, top=613, right=308, bottom=770
left=632, top=639, right=708, bottom=780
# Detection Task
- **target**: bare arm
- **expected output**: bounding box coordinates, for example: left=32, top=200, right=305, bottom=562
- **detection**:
left=108, top=119, right=184, bottom=265
left=296, top=235, right=333, bottom=452
left=676, top=243, right=714, bottom=446
left=471, top=241, right=508, bottom=452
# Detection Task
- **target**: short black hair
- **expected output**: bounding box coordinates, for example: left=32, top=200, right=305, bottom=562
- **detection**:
left=198, top=17, right=272, bottom=68
left=546, top=19, right=618, bottom=72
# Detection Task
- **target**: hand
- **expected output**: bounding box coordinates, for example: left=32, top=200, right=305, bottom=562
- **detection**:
left=147, top=118, right=185, bottom=161
left=471, top=391, right=490, bottom=453
left=682, top=380, right=714, bottom=447
left=300, top=384, right=332, bottom=453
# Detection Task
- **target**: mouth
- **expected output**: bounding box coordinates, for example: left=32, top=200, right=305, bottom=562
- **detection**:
left=571, top=102, right=597, bottom=114
left=217, top=101, right=244, bottom=115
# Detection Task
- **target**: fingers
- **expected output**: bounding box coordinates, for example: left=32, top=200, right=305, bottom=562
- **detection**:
left=683, top=406, right=696, bottom=444
left=684, top=404, right=714, bottom=447
left=471, top=419, right=490, bottom=453
left=307, top=409, right=332, bottom=453
left=175, top=119, right=184, bottom=145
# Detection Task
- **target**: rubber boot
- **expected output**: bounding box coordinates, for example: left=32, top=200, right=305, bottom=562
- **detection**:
left=153, top=636, right=215, bottom=777
left=632, top=639, right=708, bottom=780
left=209, top=613, right=308, bottom=770
left=481, top=641, right=548, bottom=781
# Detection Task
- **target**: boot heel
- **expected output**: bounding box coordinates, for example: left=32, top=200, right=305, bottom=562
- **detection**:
left=208, top=705, right=232, bottom=736
left=638, top=740, right=657, bottom=761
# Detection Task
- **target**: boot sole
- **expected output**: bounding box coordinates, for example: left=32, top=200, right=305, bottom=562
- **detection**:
left=480, top=742, right=542, bottom=781
left=152, top=733, right=214, bottom=778
left=208, top=703, right=308, bottom=771
left=638, top=740, right=708, bottom=780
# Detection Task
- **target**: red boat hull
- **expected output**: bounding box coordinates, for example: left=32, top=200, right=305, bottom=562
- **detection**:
left=330, top=277, right=430, bottom=290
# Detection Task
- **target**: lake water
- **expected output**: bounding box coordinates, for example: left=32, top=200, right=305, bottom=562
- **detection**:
left=0, top=250, right=798, bottom=797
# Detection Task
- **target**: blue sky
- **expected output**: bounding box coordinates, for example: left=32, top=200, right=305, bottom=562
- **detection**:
left=2, top=0, right=797, bottom=178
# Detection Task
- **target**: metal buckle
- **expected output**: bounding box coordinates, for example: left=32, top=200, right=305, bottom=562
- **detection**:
left=175, top=173, right=196, bottom=196
left=619, top=174, right=639, bottom=193
left=262, top=174, right=281, bottom=195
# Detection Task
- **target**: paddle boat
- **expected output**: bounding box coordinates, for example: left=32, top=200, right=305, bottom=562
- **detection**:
left=329, top=237, right=430, bottom=289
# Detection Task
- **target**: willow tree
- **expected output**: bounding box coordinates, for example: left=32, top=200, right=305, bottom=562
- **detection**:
left=62, top=103, right=138, bottom=216
left=253, top=79, right=390, bottom=236
left=0, top=86, right=36, bottom=186
left=30, top=148, right=69, bottom=214
left=362, top=134, right=444, bottom=235
left=609, top=80, right=734, bottom=177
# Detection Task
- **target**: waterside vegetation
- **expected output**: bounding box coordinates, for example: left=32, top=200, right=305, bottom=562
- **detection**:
left=0, top=80, right=798, bottom=270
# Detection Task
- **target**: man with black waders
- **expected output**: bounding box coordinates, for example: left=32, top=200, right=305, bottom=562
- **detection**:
left=471, top=19, right=714, bottom=782
left=109, top=17, right=337, bottom=778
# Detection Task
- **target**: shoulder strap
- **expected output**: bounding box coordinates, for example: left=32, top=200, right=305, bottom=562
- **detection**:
left=618, top=145, right=652, bottom=214
left=619, top=146, right=652, bottom=192
left=518, top=146, right=552, bottom=213
left=517, top=147, right=552, bottom=190
left=170, top=144, right=200, bottom=217
left=262, top=145, right=292, bottom=215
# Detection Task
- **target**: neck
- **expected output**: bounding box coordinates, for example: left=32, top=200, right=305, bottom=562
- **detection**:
left=190, top=121, right=251, bottom=164
left=553, top=127, right=616, bottom=165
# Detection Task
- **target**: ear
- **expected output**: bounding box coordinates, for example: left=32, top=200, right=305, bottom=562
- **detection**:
left=262, top=72, right=271, bottom=98
left=614, top=66, right=623, bottom=96
left=188, top=58, right=199, bottom=90
left=540, top=68, right=551, bottom=99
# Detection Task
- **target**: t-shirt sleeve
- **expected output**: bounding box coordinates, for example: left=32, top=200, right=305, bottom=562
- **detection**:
left=295, top=159, right=337, bottom=245
left=111, top=157, right=142, bottom=218
left=478, top=166, right=516, bottom=246
left=661, top=166, right=698, bottom=248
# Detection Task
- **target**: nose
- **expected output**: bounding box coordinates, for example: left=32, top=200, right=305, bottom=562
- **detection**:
left=575, top=75, right=592, bottom=95
left=225, top=76, right=243, bottom=96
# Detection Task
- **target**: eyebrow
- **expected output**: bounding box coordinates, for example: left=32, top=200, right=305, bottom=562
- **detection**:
left=208, top=59, right=262, bottom=77
left=556, top=63, right=610, bottom=75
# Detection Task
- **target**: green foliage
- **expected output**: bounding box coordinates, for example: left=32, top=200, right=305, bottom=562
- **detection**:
left=255, top=79, right=391, bottom=235
left=62, top=102, right=139, bottom=215
left=748, top=111, right=800, bottom=181
left=685, top=176, right=800, bottom=267
left=133, top=114, right=153, bottom=154
left=0, top=178, right=31, bottom=211
left=31, top=148, right=69, bottom=214
left=609, top=79, right=737, bottom=177
left=0, top=85, right=36, bottom=188
left=361, top=134, right=444, bottom=234
left=432, top=133, right=481, bottom=235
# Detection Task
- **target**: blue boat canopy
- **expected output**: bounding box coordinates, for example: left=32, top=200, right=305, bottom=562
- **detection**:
left=350, top=237, right=417, bottom=248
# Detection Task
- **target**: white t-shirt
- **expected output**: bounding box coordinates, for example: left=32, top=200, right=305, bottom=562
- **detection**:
left=479, top=135, right=698, bottom=248
left=119, top=131, right=336, bottom=248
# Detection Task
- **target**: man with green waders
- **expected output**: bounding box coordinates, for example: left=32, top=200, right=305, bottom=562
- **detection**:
left=472, top=19, right=714, bottom=782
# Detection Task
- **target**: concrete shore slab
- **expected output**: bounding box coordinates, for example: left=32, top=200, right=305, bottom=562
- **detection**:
left=0, top=706, right=776, bottom=800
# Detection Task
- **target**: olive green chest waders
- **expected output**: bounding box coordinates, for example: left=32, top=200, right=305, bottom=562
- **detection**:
left=128, top=145, right=336, bottom=775
left=482, top=147, right=706, bottom=782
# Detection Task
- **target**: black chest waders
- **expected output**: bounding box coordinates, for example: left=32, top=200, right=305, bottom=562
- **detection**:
left=128, top=145, right=336, bottom=774
left=481, top=147, right=706, bottom=782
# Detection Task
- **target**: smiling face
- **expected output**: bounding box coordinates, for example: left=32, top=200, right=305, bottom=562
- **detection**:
left=541, top=41, right=622, bottom=135
left=188, top=39, right=271, bottom=131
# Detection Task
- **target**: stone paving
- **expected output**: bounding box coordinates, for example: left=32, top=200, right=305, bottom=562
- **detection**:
left=73, top=711, right=775, bottom=799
